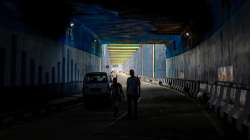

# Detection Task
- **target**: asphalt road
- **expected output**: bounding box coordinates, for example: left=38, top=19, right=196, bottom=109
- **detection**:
left=0, top=73, right=241, bottom=140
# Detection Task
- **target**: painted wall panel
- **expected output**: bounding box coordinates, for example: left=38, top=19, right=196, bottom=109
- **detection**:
left=166, top=0, right=250, bottom=86
left=155, top=44, right=166, bottom=79
left=123, top=44, right=166, bottom=79
left=0, top=27, right=101, bottom=96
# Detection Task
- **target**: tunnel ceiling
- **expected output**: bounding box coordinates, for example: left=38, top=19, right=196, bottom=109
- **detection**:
left=71, top=0, right=213, bottom=44
left=71, top=3, right=181, bottom=44
left=1, top=0, right=212, bottom=42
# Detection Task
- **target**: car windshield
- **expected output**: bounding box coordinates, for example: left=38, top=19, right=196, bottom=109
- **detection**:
left=85, top=74, right=108, bottom=83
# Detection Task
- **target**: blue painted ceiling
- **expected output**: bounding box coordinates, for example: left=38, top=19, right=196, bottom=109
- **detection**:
left=71, top=3, right=181, bottom=44
left=0, top=0, right=213, bottom=43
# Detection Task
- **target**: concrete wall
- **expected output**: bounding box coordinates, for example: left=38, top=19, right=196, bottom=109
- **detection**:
left=100, top=44, right=111, bottom=73
left=0, top=28, right=101, bottom=94
left=123, top=44, right=166, bottom=79
left=166, top=0, right=250, bottom=85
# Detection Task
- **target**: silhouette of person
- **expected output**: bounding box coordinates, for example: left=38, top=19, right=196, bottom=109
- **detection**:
left=126, top=69, right=141, bottom=119
left=111, top=77, right=124, bottom=117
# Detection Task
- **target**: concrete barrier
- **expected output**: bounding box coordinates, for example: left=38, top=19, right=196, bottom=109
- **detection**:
left=219, top=86, right=230, bottom=118
left=211, top=85, right=223, bottom=112
left=223, top=87, right=237, bottom=123
left=230, top=89, right=248, bottom=132
left=208, top=84, right=217, bottom=110
left=158, top=77, right=250, bottom=138
left=196, top=83, right=208, bottom=102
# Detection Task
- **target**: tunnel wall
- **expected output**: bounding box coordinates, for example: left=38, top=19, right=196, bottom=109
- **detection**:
left=165, top=36, right=186, bottom=58
left=101, top=44, right=111, bottom=73
left=166, top=0, right=250, bottom=85
left=0, top=28, right=101, bottom=98
left=164, top=0, right=247, bottom=60
left=123, top=44, right=166, bottom=79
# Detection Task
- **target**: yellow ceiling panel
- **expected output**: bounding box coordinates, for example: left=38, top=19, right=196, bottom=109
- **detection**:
left=108, top=50, right=137, bottom=52
left=107, top=44, right=141, bottom=65
left=108, top=44, right=140, bottom=46
left=108, top=53, right=135, bottom=55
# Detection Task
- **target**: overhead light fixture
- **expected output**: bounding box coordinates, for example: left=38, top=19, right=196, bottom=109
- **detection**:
left=108, top=50, right=137, bottom=52
left=108, top=44, right=139, bottom=46
left=107, top=47, right=140, bottom=49
left=70, top=22, right=74, bottom=27
left=109, top=51, right=135, bottom=55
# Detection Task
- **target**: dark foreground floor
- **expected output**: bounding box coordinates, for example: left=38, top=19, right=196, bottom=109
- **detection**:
left=0, top=74, right=242, bottom=140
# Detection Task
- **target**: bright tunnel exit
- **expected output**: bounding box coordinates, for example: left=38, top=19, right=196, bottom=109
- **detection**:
left=107, top=44, right=141, bottom=65
left=101, top=43, right=167, bottom=80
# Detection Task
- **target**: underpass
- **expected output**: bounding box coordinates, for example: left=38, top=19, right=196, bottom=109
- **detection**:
left=1, top=0, right=250, bottom=139
left=0, top=74, right=242, bottom=140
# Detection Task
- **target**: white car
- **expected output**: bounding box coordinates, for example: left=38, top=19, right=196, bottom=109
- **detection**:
left=82, top=72, right=111, bottom=107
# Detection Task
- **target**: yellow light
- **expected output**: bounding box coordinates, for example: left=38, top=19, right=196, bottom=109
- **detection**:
left=110, top=59, right=127, bottom=61
left=108, top=44, right=140, bottom=46
left=108, top=52, right=135, bottom=54
left=110, top=59, right=129, bottom=61
left=110, top=58, right=131, bottom=59
left=109, top=54, right=133, bottom=56
left=110, top=58, right=128, bottom=61
left=108, top=50, right=137, bottom=52
left=109, top=55, right=134, bottom=57
left=110, top=59, right=128, bottom=62
left=110, top=58, right=132, bottom=61
left=107, top=44, right=139, bottom=65
left=108, top=47, right=140, bottom=49
left=110, top=62, right=126, bottom=63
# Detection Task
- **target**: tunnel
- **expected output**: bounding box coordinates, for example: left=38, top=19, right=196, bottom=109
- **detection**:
left=0, top=0, right=250, bottom=139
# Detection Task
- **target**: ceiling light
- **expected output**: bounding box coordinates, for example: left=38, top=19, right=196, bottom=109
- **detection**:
left=109, top=49, right=137, bottom=52
left=70, top=22, right=74, bottom=27
left=185, top=32, right=190, bottom=37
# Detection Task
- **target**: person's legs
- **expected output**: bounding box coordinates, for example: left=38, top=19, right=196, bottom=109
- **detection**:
left=113, top=101, right=119, bottom=117
left=132, top=96, right=138, bottom=119
left=127, top=95, right=132, bottom=118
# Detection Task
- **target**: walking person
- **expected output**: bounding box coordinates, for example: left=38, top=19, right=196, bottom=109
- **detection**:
left=126, top=69, right=141, bottom=119
left=110, top=77, right=124, bottom=117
